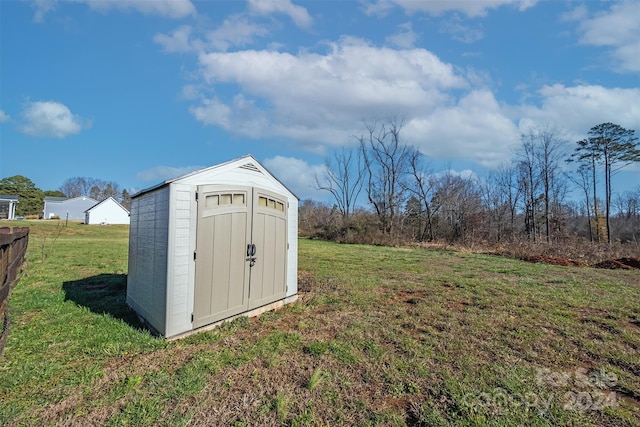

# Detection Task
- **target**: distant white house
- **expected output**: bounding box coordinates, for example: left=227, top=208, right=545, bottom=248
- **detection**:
left=0, top=195, right=19, bottom=220
left=84, top=197, right=130, bottom=225
left=43, top=196, right=99, bottom=220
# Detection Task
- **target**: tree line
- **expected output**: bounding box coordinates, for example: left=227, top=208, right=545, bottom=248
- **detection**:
left=2, top=120, right=637, bottom=248
left=307, top=120, right=639, bottom=247
left=0, top=176, right=132, bottom=217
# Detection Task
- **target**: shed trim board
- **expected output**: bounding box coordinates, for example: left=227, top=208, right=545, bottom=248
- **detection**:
left=126, top=155, right=298, bottom=338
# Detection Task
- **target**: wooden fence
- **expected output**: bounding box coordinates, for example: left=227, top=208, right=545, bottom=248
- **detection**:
left=0, top=227, right=29, bottom=355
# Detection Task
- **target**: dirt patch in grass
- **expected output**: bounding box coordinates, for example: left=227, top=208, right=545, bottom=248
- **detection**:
left=628, top=320, right=640, bottom=329
left=521, top=255, right=584, bottom=266
left=519, top=254, right=640, bottom=270
left=593, top=257, right=640, bottom=270
left=393, top=289, right=430, bottom=305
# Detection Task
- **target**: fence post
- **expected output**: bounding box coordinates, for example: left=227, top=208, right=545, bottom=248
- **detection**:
left=0, top=227, right=30, bottom=355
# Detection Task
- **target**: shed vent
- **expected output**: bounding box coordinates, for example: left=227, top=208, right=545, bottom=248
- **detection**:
left=239, top=163, right=261, bottom=173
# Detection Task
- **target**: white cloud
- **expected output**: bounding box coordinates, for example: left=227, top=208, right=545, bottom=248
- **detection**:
left=89, top=0, right=196, bottom=18
left=433, top=168, right=479, bottom=181
left=572, top=1, right=640, bottom=73
left=31, top=0, right=196, bottom=22
left=31, top=0, right=56, bottom=22
left=517, top=84, right=640, bottom=141
left=371, top=0, right=537, bottom=18
left=439, top=16, right=484, bottom=43
left=191, top=37, right=467, bottom=148
left=19, top=100, right=91, bottom=138
left=0, top=110, right=10, bottom=123
left=406, top=90, right=520, bottom=167
left=560, top=5, right=588, bottom=23
left=154, top=16, right=270, bottom=54
left=153, top=1, right=311, bottom=55
left=163, top=22, right=636, bottom=173
left=362, top=0, right=395, bottom=17
left=180, top=84, right=203, bottom=100
left=135, top=165, right=204, bottom=182
left=385, top=22, right=419, bottom=48
left=154, top=25, right=203, bottom=54
left=262, top=156, right=325, bottom=200
left=206, top=15, right=270, bottom=52
left=248, top=0, right=313, bottom=29
left=189, top=94, right=268, bottom=139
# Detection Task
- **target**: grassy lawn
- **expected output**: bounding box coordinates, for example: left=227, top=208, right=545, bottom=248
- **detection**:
left=0, top=220, right=638, bottom=426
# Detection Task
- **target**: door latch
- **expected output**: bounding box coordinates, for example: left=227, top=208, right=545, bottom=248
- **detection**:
left=246, top=243, right=257, bottom=267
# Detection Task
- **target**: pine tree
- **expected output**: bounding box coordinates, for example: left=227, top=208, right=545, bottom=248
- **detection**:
left=0, top=175, right=44, bottom=216
left=572, top=123, right=639, bottom=243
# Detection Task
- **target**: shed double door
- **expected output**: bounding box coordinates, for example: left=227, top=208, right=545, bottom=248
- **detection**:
left=193, top=185, right=287, bottom=329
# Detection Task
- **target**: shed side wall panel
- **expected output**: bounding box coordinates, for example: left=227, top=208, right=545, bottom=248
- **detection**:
left=126, top=187, right=170, bottom=335
left=165, top=184, right=196, bottom=337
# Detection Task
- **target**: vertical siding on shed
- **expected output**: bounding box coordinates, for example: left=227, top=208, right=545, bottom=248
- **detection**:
left=165, top=185, right=196, bottom=337
left=126, top=187, right=170, bottom=335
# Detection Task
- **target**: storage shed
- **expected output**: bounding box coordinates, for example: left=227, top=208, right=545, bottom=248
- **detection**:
left=85, top=197, right=130, bottom=225
left=126, top=155, right=298, bottom=339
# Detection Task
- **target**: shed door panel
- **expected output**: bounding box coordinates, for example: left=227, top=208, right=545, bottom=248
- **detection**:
left=193, top=186, right=288, bottom=330
left=193, top=186, right=251, bottom=329
left=249, top=190, right=288, bottom=309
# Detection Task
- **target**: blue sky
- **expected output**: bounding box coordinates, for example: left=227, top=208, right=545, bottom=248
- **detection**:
left=1, top=0, right=638, bottom=202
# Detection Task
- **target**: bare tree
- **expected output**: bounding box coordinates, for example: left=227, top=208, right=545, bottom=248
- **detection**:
left=519, top=126, right=568, bottom=243
left=60, top=177, right=93, bottom=198
left=495, top=162, right=522, bottom=241
left=566, top=164, right=594, bottom=241
left=517, top=138, right=539, bottom=242
left=358, top=119, right=412, bottom=235
left=60, top=177, right=121, bottom=201
left=534, top=126, right=568, bottom=243
left=482, top=170, right=511, bottom=243
left=406, top=149, right=440, bottom=241
left=314, top=147, right=364, bottom=219
left=431, top=170, right=482, bottom=244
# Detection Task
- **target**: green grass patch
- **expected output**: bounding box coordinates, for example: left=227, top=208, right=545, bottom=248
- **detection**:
left=0, top=221, right=638, bottom=425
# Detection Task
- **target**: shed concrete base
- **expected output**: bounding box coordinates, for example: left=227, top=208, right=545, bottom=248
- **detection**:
left=166, top=294, right=299, bottom=341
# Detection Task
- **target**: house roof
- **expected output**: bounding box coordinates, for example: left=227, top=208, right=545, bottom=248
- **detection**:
left=85, top=197, right=130, bottom=214
left=132, top=154, right=298, bottom=199
left=44, top=196, right=98, bottom=204
left=0, top=195, right=19, bottom=201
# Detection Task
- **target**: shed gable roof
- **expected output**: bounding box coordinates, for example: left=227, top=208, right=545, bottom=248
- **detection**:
left=132, top=154, right=298, bottom=200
